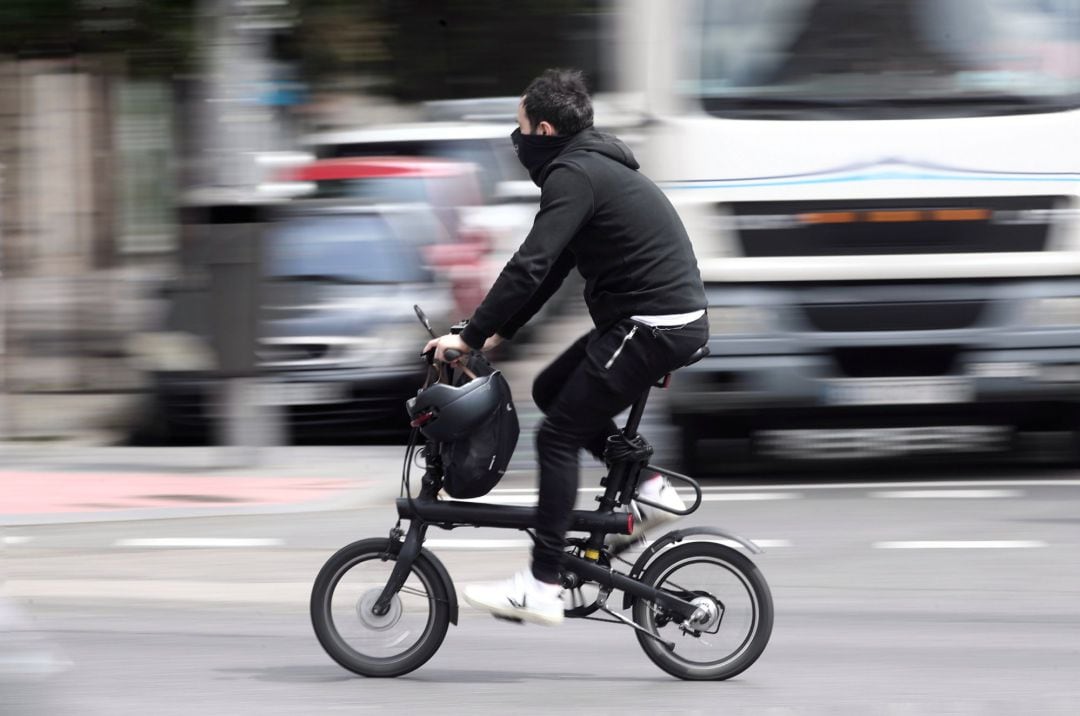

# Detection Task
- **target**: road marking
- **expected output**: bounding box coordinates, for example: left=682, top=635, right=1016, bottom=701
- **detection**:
left=425, top=538, right=532, bottom=550
left=113, top=538, right=284, bottom=549
left=873, top=540, right=1047, bottom=549
left=700, top=492, right=800, bottom=502
left=871, top=489, right=1023, bottom=499
left=491, top=479, right=1080, bottom=496
left=466, top=495, right=541, bottom=505
left=691, top=538, right=792, bottom=549
left=473, top=491, right=800, bottom=504
left=2, top=536, right=32, bottom=546
left=700, top=479, right=1080, bottom=491
left=4, top=579, right=310, bottom=604
left=421, top=537, right=790, bottom=550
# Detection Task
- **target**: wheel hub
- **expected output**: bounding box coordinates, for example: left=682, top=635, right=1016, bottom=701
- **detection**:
left=689, top=595, right=721, bottom=632
left=356, top=589, right=403, bottom=631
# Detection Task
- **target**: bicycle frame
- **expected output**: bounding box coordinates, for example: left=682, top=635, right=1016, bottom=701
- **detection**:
left=375, top=381, right=708, bottom=623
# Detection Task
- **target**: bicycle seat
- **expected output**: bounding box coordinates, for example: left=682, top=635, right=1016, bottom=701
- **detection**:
left=656, top=344, right=710, bottom=389
left=679, top=344, right=710, bottom=369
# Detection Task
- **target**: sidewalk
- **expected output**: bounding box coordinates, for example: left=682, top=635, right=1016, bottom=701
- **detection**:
left=0, top=445, right=407, bottom=527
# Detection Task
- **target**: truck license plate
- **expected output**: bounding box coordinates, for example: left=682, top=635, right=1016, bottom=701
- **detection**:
left=824, top=377, right=973, bottom=406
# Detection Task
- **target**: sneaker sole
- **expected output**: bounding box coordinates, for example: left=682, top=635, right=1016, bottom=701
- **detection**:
left=462, top=593, right=564, bottom=626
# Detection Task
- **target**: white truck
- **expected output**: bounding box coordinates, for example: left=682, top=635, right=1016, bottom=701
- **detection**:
left=614, top=0, right=1080, bottom=471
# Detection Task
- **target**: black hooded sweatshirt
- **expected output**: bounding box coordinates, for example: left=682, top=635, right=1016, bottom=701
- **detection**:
left=460, top=128, right=707, bottom=351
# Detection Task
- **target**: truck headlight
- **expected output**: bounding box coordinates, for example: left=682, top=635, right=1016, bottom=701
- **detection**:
left=1028, top=298, right=1080, bottom=327
left=708, top=307, right=771, bottom=335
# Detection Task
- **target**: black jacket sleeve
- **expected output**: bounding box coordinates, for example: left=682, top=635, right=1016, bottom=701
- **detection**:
left=497, top=248, right=575, bottom=340
left=461, top=166, right=594, bottom=349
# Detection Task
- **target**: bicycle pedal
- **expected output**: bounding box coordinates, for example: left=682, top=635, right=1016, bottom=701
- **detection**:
left=491, top=614, right=525, bottom=625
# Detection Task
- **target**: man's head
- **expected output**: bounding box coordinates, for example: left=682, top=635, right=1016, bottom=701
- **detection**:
left=518, top=69, right=593, bottom=137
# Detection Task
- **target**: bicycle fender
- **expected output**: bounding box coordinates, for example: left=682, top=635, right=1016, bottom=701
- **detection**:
left=420, top=547, right=459, bottom=625
left=621, top=527, right=763, bottom=610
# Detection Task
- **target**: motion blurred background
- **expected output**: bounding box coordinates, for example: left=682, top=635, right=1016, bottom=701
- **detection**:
left=1, top=0, right=1080, bottom=473
left=0, top=0, right=617, bottom=455
left=3, top=3, right=1080, bottom=712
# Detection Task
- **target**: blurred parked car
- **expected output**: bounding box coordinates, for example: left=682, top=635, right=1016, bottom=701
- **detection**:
left=127, top=203, right=451, bottom=444
left=300, top=122, right=580, bottom=338
left=279, top=156, right=484, bottom=228
left=268, top=156, right=496, bottom=319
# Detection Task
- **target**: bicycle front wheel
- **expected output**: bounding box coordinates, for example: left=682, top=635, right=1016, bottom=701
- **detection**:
left=310, top=538, right=451, bottom=677
left=632, top=541, right=773, bottom=680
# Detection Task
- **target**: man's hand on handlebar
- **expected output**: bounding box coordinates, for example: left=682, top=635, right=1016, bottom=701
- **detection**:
left=424, top=334, right=470, bottom=363
left=423, top=333, right=505, bottom=363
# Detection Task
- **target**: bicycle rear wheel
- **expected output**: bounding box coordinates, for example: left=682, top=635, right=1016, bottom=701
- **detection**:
left=632, top=541, right=772, bottom=680
left=310, top=538, right=451, bottom=677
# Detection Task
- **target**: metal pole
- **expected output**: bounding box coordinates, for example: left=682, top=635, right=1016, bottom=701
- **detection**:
left=198, top=0, right=291, bottom=465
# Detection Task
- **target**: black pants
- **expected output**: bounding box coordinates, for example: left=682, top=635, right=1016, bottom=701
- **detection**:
left=529, top=314, right=709, bottom=583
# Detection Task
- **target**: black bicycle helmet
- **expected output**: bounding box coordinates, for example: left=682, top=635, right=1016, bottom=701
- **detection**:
left=406, top=372, right=504, bottom=442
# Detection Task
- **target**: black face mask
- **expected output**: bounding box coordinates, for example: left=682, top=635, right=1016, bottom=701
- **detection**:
left=511, top=127, right=575, bottom=186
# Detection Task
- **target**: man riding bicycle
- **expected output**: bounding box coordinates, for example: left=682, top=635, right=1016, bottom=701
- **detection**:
left=425, top=68, right=708, bottom=626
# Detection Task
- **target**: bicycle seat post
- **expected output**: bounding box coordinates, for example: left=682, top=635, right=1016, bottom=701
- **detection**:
left=595, top=387, right=654, bottom=518
left=622, top=386, right=651, bottom=438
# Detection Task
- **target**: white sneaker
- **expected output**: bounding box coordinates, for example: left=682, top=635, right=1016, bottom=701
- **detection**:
left=463, top=570, right=565, bottom=626
left=608, top=479, right=686, bottom=549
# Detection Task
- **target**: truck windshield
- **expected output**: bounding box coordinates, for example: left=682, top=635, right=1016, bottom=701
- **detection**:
left=685, top=0, right=1080, bottom=118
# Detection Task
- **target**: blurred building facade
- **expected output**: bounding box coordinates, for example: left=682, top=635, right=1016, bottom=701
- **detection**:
left=0, top=57, right=161, bottom=417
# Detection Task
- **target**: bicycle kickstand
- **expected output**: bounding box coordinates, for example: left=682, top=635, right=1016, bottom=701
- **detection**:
left=595, top=589, right=675, bottom=651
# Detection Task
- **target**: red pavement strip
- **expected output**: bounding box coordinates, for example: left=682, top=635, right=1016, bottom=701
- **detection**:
left=1, top=471, right=355, bottom=514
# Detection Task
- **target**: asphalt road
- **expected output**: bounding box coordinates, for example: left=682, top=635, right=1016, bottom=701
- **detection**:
left=4, top=469, right=1080, bottom=715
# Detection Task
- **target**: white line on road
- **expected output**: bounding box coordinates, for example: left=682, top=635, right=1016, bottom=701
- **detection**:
left=700, top=492, right=801, bottom=502
left=5, top=579, right=309, bottom=604
left=425, top=538, right=532, bottom=550
left=422, top=537, right=790, bottom=550
left=702, top=479, right=1080, bottom=491
left=873, top=540, right=1047, bottom=550
left=472, top=492, right=800, bottom=505
left=871, top=489, right=1024, bottom=499
left=113, top=538, right=284, bottom=549
left=691, top=538, right=792, bottom=549
left=2, top=536, right=32, bottom=545
left=491, top=479, right=1080, bottom=496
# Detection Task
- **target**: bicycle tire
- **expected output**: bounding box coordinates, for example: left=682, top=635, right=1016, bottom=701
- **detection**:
left=632, top=541, right=773, bottom=680
left=311, top=538, right=452, bottom=677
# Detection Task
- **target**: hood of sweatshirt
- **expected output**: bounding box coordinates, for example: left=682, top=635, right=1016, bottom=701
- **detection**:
left=538, top=127, right=640, bottom=185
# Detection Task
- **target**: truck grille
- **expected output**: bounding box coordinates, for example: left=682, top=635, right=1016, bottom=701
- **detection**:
left=801, top=301, right=986, bottom=332
left=830, top=345, right=960, bottom=377
left=730, top=196, right=1060, bottom=257
left=257, top=342, right=333, bottom=364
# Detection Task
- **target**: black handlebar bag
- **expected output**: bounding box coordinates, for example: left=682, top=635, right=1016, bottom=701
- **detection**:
left=440, top=353, right=520, bottom=498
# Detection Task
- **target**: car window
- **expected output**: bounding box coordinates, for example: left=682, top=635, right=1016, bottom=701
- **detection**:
left=317, top=137, right=528, bottom=198
left=309, top=177, right=431, bottom=203
left=266, top=215, right=432, bottom=283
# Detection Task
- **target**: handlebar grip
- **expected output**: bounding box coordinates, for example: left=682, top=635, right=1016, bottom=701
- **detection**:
left=443, top=348, right=463, bottom=363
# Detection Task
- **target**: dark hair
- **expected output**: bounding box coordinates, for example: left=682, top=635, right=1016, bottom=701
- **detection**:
left=522, top=68, right=593, bottom=135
